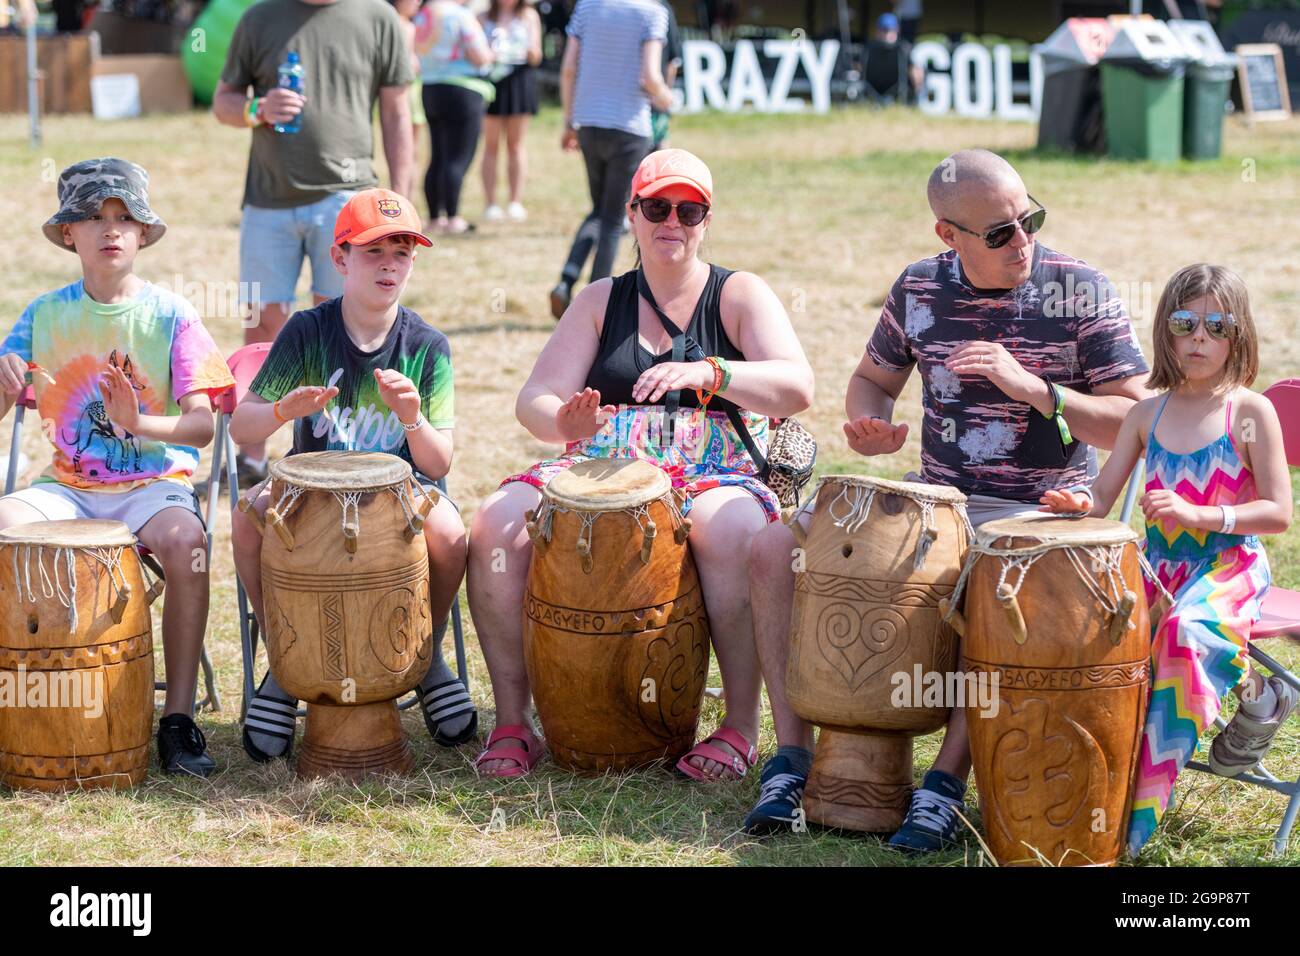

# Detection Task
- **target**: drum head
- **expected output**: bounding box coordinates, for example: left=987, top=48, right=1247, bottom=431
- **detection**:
left=817, top=473, right=968, bottom=504
left=976, top=514, right=1138, bottom=551
left=545, top=459, right=671, bottom=511
left=0, top=518, right=136, bottom=548
left=269, top=451, right=411, bottom=491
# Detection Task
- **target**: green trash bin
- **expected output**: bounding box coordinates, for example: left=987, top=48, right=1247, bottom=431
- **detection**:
left=1183, top=61, right=1235, bottom=160
left=1100, top=60, right=1186, bottom=162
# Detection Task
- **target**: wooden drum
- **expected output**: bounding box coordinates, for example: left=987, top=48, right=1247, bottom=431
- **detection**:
left=953, top=515, right=1151, bottom=866
left=0, top=519, right=155, bottom=791
left=523, top=458, right=710, bottom=772
left=245, top=451, right=436, bottom=779
left=787, top=476, right=970, bottom=831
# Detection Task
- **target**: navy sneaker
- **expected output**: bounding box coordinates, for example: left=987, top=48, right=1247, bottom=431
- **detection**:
left=743, top=755, right=807, bottom=835
left=888, top=769, right=966, bottom=853
left=157, top=713, right=216, bottom=778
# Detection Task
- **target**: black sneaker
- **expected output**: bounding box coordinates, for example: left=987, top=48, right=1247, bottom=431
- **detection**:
left=549, top=281, right=571, bottom=320
left=157, top=713, right=217, bottom=777
left=887, top=769, right=966, bottom=853
left=743, top=755, right=807, bottom=835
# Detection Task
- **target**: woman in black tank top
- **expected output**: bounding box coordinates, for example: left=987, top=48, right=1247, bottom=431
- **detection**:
left=467, top=149, right=814, bottom=781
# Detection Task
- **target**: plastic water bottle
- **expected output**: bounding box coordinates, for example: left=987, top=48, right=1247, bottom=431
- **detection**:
left=274, top=51, right=304, bottom=134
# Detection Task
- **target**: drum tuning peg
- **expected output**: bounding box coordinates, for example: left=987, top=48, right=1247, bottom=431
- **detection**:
left=1108, top=589, right=1138, bottom=645
left=403, top=516, right=425, bottom=543
left=525, top=519, right=549, bottom=556
left=343, top=523, right=359, bottom=555
left=788, top=517, right=807, bottom=547
left=640, top=522, right=657, bottom=564
left=111, top=583, right=133, bottom=623
left=237, top=495, right=265, bottom=535
left=996, top=583, right=1028, bottom=646
left=524, top=509, right=536, bottom=523
left=577, top=538, right=593, bottom=574
left=145, top=578, right=164, bottom=606
left=266, top=507, right=296, bottom=551
left=417, top=494, right=435, bottom=522
left=674, top=517, right=692, bottom=544
left=938, top=597, right=966, bottom=637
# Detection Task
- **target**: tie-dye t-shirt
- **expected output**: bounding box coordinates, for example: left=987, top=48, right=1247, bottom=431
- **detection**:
left=1, top=280, right=235, bottom=491
left=867, top=243, right=1148, bottom=502
left=248, top=299, right=453, bottom=480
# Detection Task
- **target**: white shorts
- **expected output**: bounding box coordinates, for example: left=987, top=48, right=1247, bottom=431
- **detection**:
left=2, top=480, right=204, bottom=535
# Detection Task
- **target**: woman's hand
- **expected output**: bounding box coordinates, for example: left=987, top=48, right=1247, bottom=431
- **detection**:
left=100, top=362, right=141, bottom=435
left=1140, top=489, right=1200, bottom=528
left=0, top=353, right=28, bottom=396
left=631, top=361, right=714, bottom=404
left=275, top=384, right=340, bottom=421
left=1039, top=488, right=1092, bottom=514
left=556, top=388, right=616, bottom=442
left=374, top=368, right=421, bottom=425
left=842, top=416, right=908, bottom=457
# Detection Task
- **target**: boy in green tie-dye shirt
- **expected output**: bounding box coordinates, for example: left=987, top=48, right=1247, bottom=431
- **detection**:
left=0, top=158, right=235, bottom=777
left=230, top=188, right=474, bottom=763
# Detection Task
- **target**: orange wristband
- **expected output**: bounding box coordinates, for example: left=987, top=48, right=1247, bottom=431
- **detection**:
left=273, top=400, right=288, bottom=424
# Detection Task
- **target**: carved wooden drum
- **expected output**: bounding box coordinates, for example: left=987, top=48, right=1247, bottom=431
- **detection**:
left=951, top=515, right=1151, bottom=866
left=787, top=476, right=970, bottom=831
left=246, top=451, right=436, bottom=779
left=0, top=519, right=156, bottom=791
left=523, top=458, right=710, bottom=772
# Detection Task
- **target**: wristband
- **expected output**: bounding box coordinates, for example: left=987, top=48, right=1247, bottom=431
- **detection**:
left=272, top=399, right=288, bottom=424
left=245, top=96, right=263, bottom=128
left=1220, top=504, right=1237, bottom=535
left=401, top=414, right=426, bottom=432
left=1040, top=377, right=1074, bottom=447
left=714, top=355, right=733, bottom=392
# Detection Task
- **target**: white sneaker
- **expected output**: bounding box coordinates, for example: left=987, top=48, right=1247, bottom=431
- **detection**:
left=484, top=204, right=505, bottom=222
left=506, top=202, right=527, bottom=221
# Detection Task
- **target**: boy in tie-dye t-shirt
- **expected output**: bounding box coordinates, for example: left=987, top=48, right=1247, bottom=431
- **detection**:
left=0, top=158, right=234, bottom=778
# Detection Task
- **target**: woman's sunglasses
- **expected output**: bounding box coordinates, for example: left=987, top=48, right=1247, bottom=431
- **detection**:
left=1168, top=309, right=1236, bottom=340
left=631, top=197, right=710, bottom=227
left=944, top=196, right=1046, bottom=249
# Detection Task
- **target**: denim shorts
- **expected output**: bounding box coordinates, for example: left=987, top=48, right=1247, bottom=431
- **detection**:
left=238, top=191, right=356, bottom=305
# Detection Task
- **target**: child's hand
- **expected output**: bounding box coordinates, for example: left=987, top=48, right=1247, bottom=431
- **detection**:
left=0, top=353, right=27, bottom=396
left=556, top=388, right=616, bottom=442
left=374, top=368, right=421, bottom=426
left=100, top=362, right=141, bottom=434
left=1140, top=489, right=1198, bottom=527
left=1039, top=488, right=1092, bottom=514
left=276, top=384, right=339, bottom=421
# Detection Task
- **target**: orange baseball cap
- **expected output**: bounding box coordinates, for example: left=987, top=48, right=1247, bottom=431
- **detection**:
left=334, top=188, right=432, bottom=247
left=629, top=148, right=713, bottom=204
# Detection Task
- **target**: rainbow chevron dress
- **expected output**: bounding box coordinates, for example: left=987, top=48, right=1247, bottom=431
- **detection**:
left=1127, top=392, right=1272, bottom=856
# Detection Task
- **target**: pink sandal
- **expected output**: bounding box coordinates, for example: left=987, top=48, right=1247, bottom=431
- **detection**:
left=474, top=724, right=544, bottom=778
left=676, top=727, right=758, bottom=782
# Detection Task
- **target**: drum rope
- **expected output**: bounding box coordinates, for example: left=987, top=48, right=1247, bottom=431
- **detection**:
left=274, top=483, right=306, bottom=521
left=332, top=490, right=363, bottom=536
left=827, top=482, right=972, bottom=572
left=827, top=482, right=875, bottom=534
left=390, top=484, right=417, bottom=532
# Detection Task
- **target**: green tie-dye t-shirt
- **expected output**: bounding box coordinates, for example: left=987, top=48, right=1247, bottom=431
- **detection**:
left=249, top=299, right=454, bottom=479
left=1, top=280, right=235, bottom=490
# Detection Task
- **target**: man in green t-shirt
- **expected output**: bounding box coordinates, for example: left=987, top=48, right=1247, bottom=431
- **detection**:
left=212, top=0, right=414, bottom=486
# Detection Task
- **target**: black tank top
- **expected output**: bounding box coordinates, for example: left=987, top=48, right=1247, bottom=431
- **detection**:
left=586, top=264, right=744, bottom=407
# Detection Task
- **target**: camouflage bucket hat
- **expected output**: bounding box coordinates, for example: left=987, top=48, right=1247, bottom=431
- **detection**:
left=42, top=158, right=167, bottom=251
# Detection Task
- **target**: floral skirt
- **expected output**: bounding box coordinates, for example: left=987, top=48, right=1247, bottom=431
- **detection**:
left=502, top=404, right=781, bottom=523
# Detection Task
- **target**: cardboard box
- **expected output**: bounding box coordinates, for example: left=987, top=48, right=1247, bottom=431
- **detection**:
left=92, top=54, right=192, bottom=115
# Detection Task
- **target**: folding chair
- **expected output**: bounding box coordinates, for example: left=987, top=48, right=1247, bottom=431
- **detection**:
left=220, top=344, right=470, bottom=722
left=3, top=384, right=222, bottom=712
left=1121, top=378, right=1300, bottom=857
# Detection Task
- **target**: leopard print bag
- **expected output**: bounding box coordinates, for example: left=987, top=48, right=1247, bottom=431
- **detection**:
left=763, top=417, right=817, bottom=508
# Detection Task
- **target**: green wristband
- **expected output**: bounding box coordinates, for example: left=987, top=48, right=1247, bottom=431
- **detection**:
left=715, top=356, right=732, bottom=392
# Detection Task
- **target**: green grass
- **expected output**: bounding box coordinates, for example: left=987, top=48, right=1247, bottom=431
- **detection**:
left=0, top=105, right=1296, bottom=865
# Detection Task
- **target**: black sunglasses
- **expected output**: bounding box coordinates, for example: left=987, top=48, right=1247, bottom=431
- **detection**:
left=1169, top=309, right=1236, bottom=341
left=943, top=195, right=1046, bottom=249
left=631, top=196, right=710, bottom=227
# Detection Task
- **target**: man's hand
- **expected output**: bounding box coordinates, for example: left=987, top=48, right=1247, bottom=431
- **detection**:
left=556, top=388, right=616, bottom=442
left=100, top=362, right=141, bottom=435
left=1140, top=489, right=1200, bottom=528
left=842, top=416, right=908, bottom=457
left=1039, top=488, right=1092, bottom=514
left=945, top=342, right=1043, bottom=406
left=259, top=87, right=306, bottom=126
left=561, top=125, right=579, bottom=151
left=275, top=384, right=339, bottom=420
left=0, top=353, right=27, bottom=397
left=374, top=368, right=421, bottom=426
left=632, top=361, right=713, bottom=405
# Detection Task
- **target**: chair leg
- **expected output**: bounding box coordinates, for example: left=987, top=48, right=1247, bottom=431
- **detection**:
left=1274, top=784, right=1300, bottom=858
left=4, top=403, right=24, bottom=497
left=198, top=645, right=222, bottom=713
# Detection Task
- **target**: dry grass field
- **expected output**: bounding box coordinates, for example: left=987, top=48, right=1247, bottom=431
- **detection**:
left=0, top=104, right=1296, bottom=865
